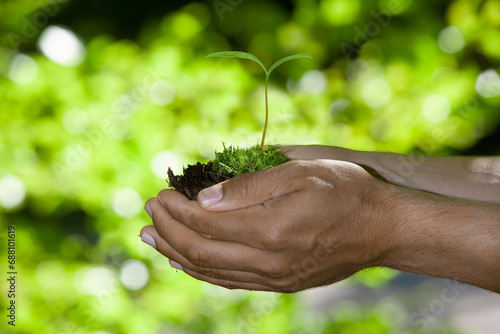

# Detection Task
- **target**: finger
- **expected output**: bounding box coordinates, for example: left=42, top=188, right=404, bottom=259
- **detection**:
left=139, top=225, right=285, bottom=288
left=158, top=188, right=304, bottom=251
left=182, top=268, right=277, bottom=292
left=278, top=145, right=337, bottom=160
left=157, top=189, right=270, bottom=244
left=146, top=197, right=277, bottom=276
left=197, top=160, right=305, bottom=211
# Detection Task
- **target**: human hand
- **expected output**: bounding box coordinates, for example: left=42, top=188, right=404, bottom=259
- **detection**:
left=279, top=145, right=500, bottom=204
left=279, top=145, right=353, bottom=161
left=280, top=145, right=387, bottom=182
left=140, top=160, right=397, bottom=292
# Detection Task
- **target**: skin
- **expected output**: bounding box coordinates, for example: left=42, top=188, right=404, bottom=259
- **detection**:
left=141, top=145, right=500, bottom=293
left=280, top=145, right=500, bottom=204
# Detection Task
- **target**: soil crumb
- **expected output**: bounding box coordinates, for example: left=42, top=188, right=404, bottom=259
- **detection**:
left=167, top=162, right=234, bottom=200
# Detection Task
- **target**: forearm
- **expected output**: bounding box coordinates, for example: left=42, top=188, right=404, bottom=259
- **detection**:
left=345, top=150, right=500, bottom=204
left=380, top=184, right=500, bottom=293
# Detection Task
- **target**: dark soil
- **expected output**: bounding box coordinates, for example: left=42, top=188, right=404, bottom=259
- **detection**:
left=167, top=162, right=234, bottom=200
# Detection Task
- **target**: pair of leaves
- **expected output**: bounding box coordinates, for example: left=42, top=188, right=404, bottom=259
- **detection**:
left=206, top=51, right=312, bottom=80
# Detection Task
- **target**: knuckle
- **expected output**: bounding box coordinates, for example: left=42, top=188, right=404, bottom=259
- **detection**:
left=182, top=208, right=215, bottom=239
left=282, top=160, right=314, bottom=188
left=193, top=212, right=212, bottom=237
left=287, top=160, right=308, bottom=175
left=271, top=278, right=296, bottom=293
left=261, top=232, right=280, bottom=248
left=263, top=258, right=287, bottom=279
left=260, top=224, right=286, bottom=249
left=271, top=274, right=302, bottom=293
left=186, top=245, right=209, bottom=267
left=181, top=206, right=195, bottom=221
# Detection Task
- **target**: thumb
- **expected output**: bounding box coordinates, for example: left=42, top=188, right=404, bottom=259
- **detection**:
left=197, top=162, right=300, bottom=211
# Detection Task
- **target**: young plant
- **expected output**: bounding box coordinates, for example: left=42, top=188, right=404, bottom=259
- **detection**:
left=206, top=51, right=312, bottom=149
left=167, top=52, right=312, bottom=200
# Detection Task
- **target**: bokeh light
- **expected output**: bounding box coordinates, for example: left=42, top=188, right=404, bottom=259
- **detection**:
left=475, top=69, right=500, bottom=98
left=8, top=53, right=38, bottom=84
left=346, top=59, right=372, bottom=82
left=438, top=26, right=466, bottom=53
left=119, top=259, right=149, bottom=291
left=197, top=132, right=224, bottom=159
left=0, top=175, right=26, bottom=209
left=328, top=98, right=351, bottom=118
left=35, top=261, right=66, bottom=289
left=37, top=25, right=86, bottom=67
left=149, top=80, right=176, bottom=106
left=362, top=78, right=392, bottom=109
left=111, top=188, right=143, bottom=218
left=320, top=0, right=360, bottom=26
left=297, top=70, right=328, bottom=94
left=2, top=0, right=499, bottom=333
left=75, top=266, right=118, bottom=296
left=150, top=150, right=184, bottom=177
left=421, top=94, right=451, bottom=123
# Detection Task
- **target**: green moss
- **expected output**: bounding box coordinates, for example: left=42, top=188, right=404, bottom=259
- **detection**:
left=211, top=144, right=291, bottom=176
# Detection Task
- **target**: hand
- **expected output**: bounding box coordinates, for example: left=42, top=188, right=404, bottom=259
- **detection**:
left=140, top=160, right=396, bottom=292
left=280, top=145, right=500, bottom=204
left=279, top=145, right=352, bottom=161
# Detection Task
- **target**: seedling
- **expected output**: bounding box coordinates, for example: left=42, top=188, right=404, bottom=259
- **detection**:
left=168, top=51, right=312, bottom=200
left=206, top=51, right=312, bottom=149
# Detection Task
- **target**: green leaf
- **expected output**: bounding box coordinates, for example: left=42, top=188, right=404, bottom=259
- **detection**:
left=206, top=51, right=267, bottom=73
left=267, top=54, right=312, bottom=77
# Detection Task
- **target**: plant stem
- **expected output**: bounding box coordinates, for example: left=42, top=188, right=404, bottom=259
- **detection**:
left=261, top=79, right=269, bottom=149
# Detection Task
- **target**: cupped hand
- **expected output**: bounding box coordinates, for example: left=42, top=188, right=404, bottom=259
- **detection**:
left=140, top=160, right=396, bottom=292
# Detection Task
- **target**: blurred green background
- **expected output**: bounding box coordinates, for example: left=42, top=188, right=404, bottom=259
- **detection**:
left=1, top=0, right=500, bottom=333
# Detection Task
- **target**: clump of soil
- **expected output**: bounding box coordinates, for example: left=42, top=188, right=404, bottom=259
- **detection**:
left=167, top=145, right=290, bottom=200
left=167, top=162, right=234, bottom=200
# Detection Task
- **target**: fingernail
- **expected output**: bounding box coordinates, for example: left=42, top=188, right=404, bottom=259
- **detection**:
left=198, top=184, right=222, bottom=207
left=144, top=202, right=152, bottom=218
left=169, top=259, right=183, bottom=271
left=141, top=233, right=156, bottom=249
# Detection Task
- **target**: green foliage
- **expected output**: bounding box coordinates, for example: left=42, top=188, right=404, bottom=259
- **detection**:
left=267, top=54, right=313, bottom=78
left=206, top=51, right=268, bottom=73
left=206, top=51, right=312, bottom=80
left=212, top=144, right=291, bottom=175
left=0, top=0, right=498, bottom=333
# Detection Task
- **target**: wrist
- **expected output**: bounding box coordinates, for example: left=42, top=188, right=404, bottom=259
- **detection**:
left=342, top=149, right=394, bottom=183
left=357, top=181, right=404, bottom=268
left=379, top=185, right=500, bottom=292
left=375, top=185, right=433, bottom=270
